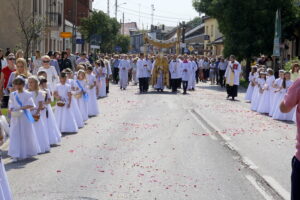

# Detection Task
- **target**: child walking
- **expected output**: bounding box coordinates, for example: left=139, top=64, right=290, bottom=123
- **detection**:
left=39, top=76, right=61, bottom=145
left=28, top=76, right=51, bottom=153
left=86, top=66, right=99, bottom=117
left=54, top=73, right=78, bottom=133
left=8, top=76, right=41, bottom=161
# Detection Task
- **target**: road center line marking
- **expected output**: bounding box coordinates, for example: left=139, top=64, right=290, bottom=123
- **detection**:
left=246, top=175, right=274, bottom=200
left=189, top=110, right=218, bottom=141
left=263, top=176, right=290, bottom=200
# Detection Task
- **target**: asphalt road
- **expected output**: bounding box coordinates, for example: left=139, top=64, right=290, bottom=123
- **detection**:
left=2, top=82, right=295, bottom=200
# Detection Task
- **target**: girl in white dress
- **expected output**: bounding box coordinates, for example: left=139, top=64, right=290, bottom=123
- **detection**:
left=95, top=60, right=107, bottom=98
left=28, top=76, right=50, bottom=153
left=39, top=76, right=61, bottom=145
left=269, top=70, right=285, bottom=117
left=272, top=72, right=295, bottom=121
left=86, top=66, right=100, bottom=116
left=257, top=69, right=275, bottom=114
left=54, top=73, right=78, bottom=133
left=251, top=70, right=265, bottom=111
left=65, top=69, right=84, bottom=129
left=245, top=66, right=257, bottom=101
left=0, top=156, right=12, bottom=200
left=8, top=76, right=41, bottom=161
left=75, top=70, right=89, bottom=122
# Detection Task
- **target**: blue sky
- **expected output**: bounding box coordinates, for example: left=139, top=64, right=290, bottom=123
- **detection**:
left=93, top=0, right=200, bottom=28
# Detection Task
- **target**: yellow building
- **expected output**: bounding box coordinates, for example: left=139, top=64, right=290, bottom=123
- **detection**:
left=203, top=16, right=224, bottom=57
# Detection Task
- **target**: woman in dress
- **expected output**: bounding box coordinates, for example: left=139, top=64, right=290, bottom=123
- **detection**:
left=8, top=76, right=41, bottom=161
left=54, top=73, right=78, bottom=133
left=28, top=76, right=50, bottom=153
left=39, top=76, right=61, bottom=145
left=257, top=69, right=275, bottom=114
left=7, top=58, right=31, bottom=91
left=209, top=59, right=216, bottom=85
left=245, top=65, right=257, bottom=102
left=32, top=50, right=42, bottom=75
left=38, top=55, right=59, bottom=93
left=290, top=63, right=300, bottom=81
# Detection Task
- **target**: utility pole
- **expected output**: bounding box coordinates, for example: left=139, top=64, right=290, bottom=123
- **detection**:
left=115, top=0, right=118, bottom=19
left=151, top=4, right=155, bottom=26
left=138, top=3, right=141, bottom=28
left=181, top=21, right=186, bottom=55
left=122, top=12, right=125, bottom=35
left=107, top=0, right=110, bottom=16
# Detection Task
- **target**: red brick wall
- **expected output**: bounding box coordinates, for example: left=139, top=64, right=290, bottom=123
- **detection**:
left=64, top=0, right=91, bottom=26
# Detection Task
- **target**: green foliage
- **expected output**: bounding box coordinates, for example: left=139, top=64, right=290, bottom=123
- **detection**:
left=284, top=57, right=300, bottom=71
left=115, top=35, right=130, bottom=53
left=192, top=0, right=300, bottom=61
left=186, top=17, right=202, bottom=28
left=80, top=10, right=120, bottom=53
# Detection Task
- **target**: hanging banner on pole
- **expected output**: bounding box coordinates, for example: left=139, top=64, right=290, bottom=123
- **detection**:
left=273, top=9, right=281, bottom=57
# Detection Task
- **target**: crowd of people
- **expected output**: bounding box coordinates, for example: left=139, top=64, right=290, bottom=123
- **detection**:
left=245, top=63, right=300, bottom=122
left=0, top=47, right=299, bottom=199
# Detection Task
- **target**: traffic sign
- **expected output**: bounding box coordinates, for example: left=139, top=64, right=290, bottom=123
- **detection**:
left=115, top=46, right=122, bottom=52
left=188, top=46, right=194, bottom=52
left=76, top=39, right=84, bottom=44
left=60, top=32, right=72, bottom=38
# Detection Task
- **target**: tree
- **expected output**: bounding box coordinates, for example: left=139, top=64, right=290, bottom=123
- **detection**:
left=193, top=0, right=300, bottom=74
left=80, top=10, right=120, bottom=53
left=115, top=35, right=130, bottom=53
left=11, top=0, right=45, bottom=59
left=186, top=17, right=202, bottom=28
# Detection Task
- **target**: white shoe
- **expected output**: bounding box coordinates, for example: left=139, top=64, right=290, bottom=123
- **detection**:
left=12, top=158, right=18, bottom=162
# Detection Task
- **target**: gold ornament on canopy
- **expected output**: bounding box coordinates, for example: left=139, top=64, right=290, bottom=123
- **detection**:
left=144, top=30, right=181, bottom=54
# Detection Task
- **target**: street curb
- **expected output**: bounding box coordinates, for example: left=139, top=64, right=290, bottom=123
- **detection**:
left=191, top=108, right=288, bottom=200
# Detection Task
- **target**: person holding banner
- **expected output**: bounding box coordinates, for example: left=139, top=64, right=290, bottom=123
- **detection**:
left=225, top=55, right=242, bottom=101
left=8, top=76, right=41, bottom=162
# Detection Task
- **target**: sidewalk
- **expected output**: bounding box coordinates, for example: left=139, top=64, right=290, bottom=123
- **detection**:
left=186, top=82, right=295, bottom=200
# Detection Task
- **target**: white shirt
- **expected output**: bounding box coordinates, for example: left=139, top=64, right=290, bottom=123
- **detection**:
left=137, top=59, right=151, bottom=78
left=169, top=60, right=181, bottom=79
left=219, top=61, right=228, bottom=71
left=38, top=66, right=59, bottom=91
left=225, top=60, right=242, bottom=85
left=180, top=61, right=191, bottom=81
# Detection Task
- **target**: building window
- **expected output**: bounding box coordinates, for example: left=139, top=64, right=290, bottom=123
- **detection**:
left=39, top=0, right=42, bottom=15
left=206, top=26, right=209, bottom=35
left=211, top=25, right=214, bottom=37
left=33, top=0, right=37, bottom=13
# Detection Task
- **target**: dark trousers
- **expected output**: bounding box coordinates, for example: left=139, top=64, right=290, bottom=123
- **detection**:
left=113, top=67, right=119, bottom=84
left=219, top=70, right=226, bottom=87
left=139, top=77, right=149, bottom=92
left=226, top=84, right=238, bottom=98
left=106, top=78, right=110, bottom=93
left=204, top=69, right=209, bottom=80
left=171, top=78, right=180, bottom=92
left=195, top=69, right=199, bottom=83
left=292, top=156, right=300, bottom=200
left=182, top=81, right=188, bottom=93
left=178, top=78, right=182, bottom=89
